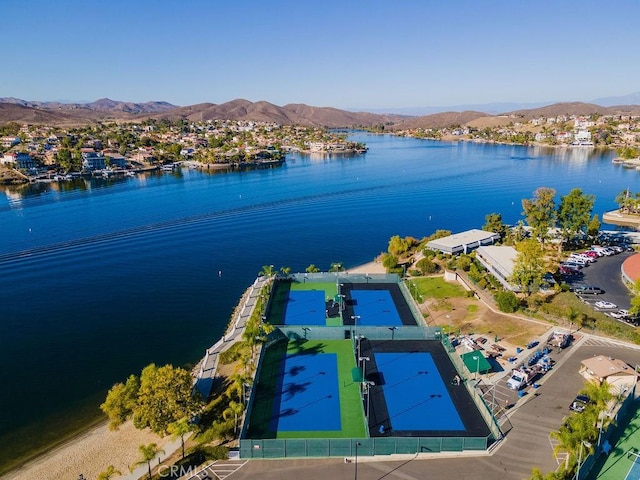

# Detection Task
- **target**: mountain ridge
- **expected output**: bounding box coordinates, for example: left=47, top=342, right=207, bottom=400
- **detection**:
left=1, top=97, right=640, bottom=129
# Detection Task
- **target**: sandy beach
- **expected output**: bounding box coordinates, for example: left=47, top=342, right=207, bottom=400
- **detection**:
left=2, top=421, right=171, bottom=480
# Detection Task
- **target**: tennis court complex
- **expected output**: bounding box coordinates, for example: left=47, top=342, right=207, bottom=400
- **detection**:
left=241, top=273, right=495, bottom=458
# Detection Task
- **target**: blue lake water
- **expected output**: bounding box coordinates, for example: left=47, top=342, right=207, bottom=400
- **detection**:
left=0, top=133, right=637, bottom=468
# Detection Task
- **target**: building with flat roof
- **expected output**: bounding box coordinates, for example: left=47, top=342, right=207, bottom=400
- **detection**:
left=426, top=229, right=501, bottom=255
left=475, top=245, right=519, bottom=292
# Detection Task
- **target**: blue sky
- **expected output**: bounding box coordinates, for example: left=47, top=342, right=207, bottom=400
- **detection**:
left=4, top=0, right=640, bottom=110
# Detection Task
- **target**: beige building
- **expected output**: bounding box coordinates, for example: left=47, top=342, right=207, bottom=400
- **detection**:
left=579, top=355, right=639, bottom=396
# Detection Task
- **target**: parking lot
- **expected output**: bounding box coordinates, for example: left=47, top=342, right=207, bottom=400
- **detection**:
left=563, top=249, right=637, bottom=324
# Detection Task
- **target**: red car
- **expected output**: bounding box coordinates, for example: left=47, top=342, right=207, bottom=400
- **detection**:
left=581, top=250, right=599, bottom=258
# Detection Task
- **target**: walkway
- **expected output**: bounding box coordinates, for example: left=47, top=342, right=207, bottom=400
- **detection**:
left=194, top=276, right=270, bottom=399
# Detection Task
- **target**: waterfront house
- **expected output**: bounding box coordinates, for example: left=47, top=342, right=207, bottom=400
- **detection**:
left=1, top=152, right=37, bottom=170
left=81, top=151, right=106, bottom=171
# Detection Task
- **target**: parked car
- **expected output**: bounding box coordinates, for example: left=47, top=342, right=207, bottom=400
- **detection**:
left=573, top=285, right=604, bottom=295
left=607, top=309, right=629, bottom=319
left=581, top=250, right=599, bottom=258
left=570, top=253, right=594, bottom=263
left=569, top=394, right=591, bottom=412
left=594, top=301, right=617, bottom=309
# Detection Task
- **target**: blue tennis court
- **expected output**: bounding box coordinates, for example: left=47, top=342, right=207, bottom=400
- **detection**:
left=375, top=352, right=464, bottom=431
left=283, top=290, right=327, bottom=325
left=625, top=452, right=640, bottom=480
left=350, top=290, right=402, bottom=326
left=270, top=353, right=341, bottom=431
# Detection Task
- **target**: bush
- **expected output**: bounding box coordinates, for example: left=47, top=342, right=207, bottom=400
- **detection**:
left=456, top=255, right=472, bottom=272
left=494, top=291, right=520, bottom=313
left=415, top=257, right=438, bottom=274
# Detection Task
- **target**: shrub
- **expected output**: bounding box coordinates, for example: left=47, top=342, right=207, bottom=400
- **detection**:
left=415, top=257, right=438, bottom=274
left=456, top=255, right=472, bottom=272
left=494, top=291, right=520, bottom=313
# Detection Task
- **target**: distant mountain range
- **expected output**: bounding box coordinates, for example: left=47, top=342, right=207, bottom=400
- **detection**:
left=1, top=94, right=640, bottom=129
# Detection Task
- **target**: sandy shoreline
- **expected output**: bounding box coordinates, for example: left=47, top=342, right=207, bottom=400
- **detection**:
left=3, top=261, right=386, bottom=480
left=1, top=420, right=169, bottom=480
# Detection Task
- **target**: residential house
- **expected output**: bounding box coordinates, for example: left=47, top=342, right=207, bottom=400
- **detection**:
left=81, top=151, right=106, bottom=171
left=1, top=152, right=37, bottom=170
left=579, top=355, right=639, bottom=396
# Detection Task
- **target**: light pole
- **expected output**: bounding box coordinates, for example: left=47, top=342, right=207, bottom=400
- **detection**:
left=364, top=381, right=375, bottom=425
left=354, top=441, right=361, bottom=480
left=359, top=356, right=370, bottom=387
left=355, top=334, right=365, bottom=360
left=351, top=315, right=360, bottom=338
left=389, top=326, right=397, bottom=340
left=576, top=440, right=592, bottom=480
left=473, top=355, right=480, bottom=381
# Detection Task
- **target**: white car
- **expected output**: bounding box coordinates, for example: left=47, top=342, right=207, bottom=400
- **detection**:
left=607, top=309, right=628, bottom=319
left=595, top=301, right=617, bottom=309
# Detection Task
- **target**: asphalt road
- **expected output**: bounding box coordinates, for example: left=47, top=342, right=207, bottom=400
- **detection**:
left=221, top=334, right=640, bottom=480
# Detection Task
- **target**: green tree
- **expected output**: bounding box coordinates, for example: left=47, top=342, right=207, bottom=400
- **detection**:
left=557, top=188, right=595, bottom=249
left=510, top=239, right=545, bottom=294
left=494, top=291, right=520, bottom=313
left=586, top=214, right=601, bottom=241
left=100, top=374, right=140, bottom=430
left=483, top=213, right=506, bottom=238
left=98, top=465, right=122, bottom=480
left=222, top=400, right=244, bottom=435
left=168, top=417, right=195, bottom=459
left=381, top=252, right=398, bottom=271
left=522, top=187, right=557, bottom=245
left=305, top=264, right=320, bottom=273
left=388, top=235, right=410, bottom=256
left=131, top=443, right=165, bottom=480
left=279, top=266, right=291, bottom=276
left=133, top=364, right=202, bottom=435
left=55, top=148, right=73, bottom=172
left=329, top=261, right=344, bottom=272
left=415, top=257, right=438, bottom=274
left=258, top=264, right=275, bottom=276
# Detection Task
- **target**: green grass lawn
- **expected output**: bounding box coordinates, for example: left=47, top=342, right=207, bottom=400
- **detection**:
left=246, top=339, right=365, bottom=439
left=409, top=276, right=466, bottom=299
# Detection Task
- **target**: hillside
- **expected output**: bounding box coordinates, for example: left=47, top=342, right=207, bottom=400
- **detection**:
left=145, top=99, right=404, bottom=127
left=3, top=97, right=640, bottom=129
left=391, top=111, right=489, bottom=130
left=0, top=98, right=404, bottom=128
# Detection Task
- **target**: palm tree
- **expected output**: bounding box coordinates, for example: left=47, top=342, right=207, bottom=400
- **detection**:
left=223, top=400, right=245, bottom=435
left=98, top=465, right=122, bottom=480
left=130, top=443, right=165, bottom=480
left=259, top=264, right=275, bottom=277
left=279, top=266, right=291, bottom=277
left=168, top=417, right=194, bottom=459
left=305, top=264, right=320, bottom=273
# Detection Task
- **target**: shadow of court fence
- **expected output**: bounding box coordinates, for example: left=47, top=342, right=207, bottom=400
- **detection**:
left=238, top=325, right=503, bottom=459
